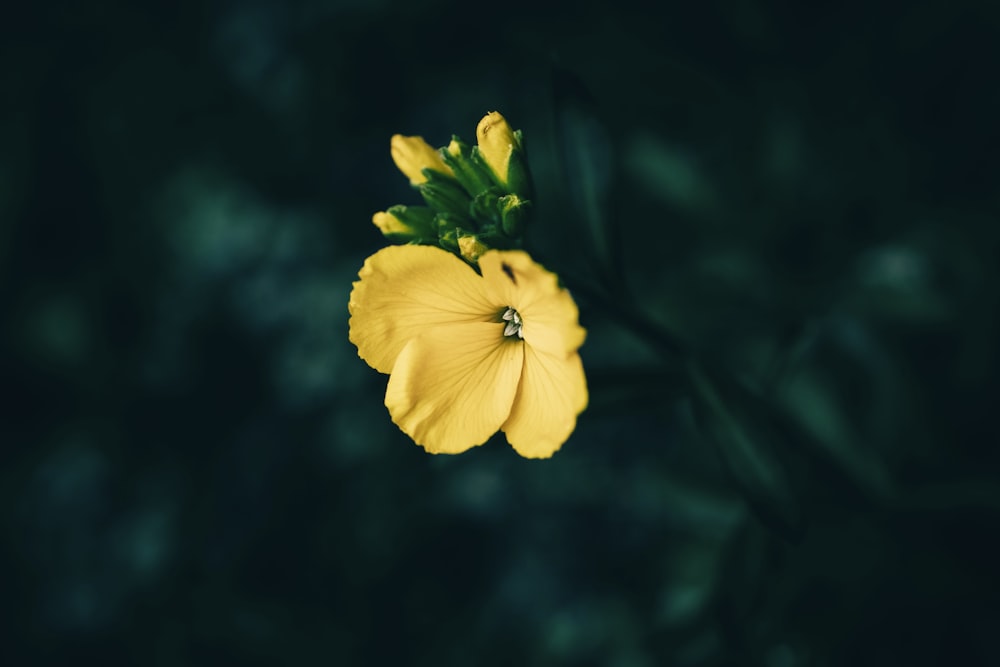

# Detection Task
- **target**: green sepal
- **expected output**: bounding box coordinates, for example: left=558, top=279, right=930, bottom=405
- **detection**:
left=440, top=137, right=496, bottom=198
left=469, top=145, right=503, bottom=191
left=418, top=169, right=473, bottom=221
left=472, top=222, right=519, bottom=251
left=437, top=226, right=467, bottom=254
left=434, top=212, right=465, bottom=238
left=505, top=129, right=533, bottom=198
left=498, top=194, right=531, bottom=238
left=372, top=205, right=439, bottom=244
left=470, top=190, right=501, bottom=228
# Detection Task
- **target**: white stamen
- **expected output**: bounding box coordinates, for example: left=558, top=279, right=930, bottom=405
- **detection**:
left=501, top=307, right=524, bottom=338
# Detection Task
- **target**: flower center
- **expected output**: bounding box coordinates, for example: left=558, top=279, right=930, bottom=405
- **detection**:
left=501, top=306, right=524, bottom=339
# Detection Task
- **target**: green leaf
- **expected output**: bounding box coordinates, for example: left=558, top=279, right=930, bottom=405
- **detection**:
left=551, top=67, right=619, bottom=278
left=625, top=133, right=721, bottom=217
left=687, top=361, right=805, bottom=541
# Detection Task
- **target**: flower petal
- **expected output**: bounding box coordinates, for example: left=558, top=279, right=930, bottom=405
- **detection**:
left=386, top=323, right=524, bottom=454
left=480, top=250, right=586, bottom=357
left=349, top=246, right=496, bottom=373
left=502, top=347, right=588, bottom=459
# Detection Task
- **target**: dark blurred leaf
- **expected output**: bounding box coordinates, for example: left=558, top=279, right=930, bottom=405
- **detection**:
left=778, top=366, right=897, bottom=502
left=550, top=66, right=619, bottom=280
left=713, top=517, right=775, bottom=659
left=687, top=361, right=804, bottom=541
left=586, top=366, right=684, bottom=414
left=625, top=133, right=722, bottom=219
left=0, top=112, right=31, bottom=276
left=773, top=317, right=899, bottom=504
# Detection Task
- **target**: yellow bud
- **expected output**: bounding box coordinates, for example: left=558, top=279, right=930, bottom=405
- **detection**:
left=458, top=235, right=489, bottom=263
left=372, top=211, right=412, bottom=236
left=371, top=206, right=437, bottom=240
left=390, top=135, right=455, bottom=185
left=476, top=111, right=516, bottom=186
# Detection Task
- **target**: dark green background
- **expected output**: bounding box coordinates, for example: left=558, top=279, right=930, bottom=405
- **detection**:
left=3, top=1, right=999, bottom=665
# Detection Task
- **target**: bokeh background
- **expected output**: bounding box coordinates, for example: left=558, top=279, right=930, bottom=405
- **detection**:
left=3, top=1, right=999, bottom=665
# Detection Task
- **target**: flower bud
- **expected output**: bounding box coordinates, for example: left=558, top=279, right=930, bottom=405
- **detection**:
left=391, top=135, right=455, bottom=185
left=458, top=234, right=489, bottom=263
left=498, top=194, right=531, bottom=238
left=474, top=112, right=531, bottom=195
left=418, top=170, right=473, bottom=222
left=372, top=205, right=437, bottom=242
left=441, top=136, right=497, bottom=197
left=470, top=191, right=500, bottom=226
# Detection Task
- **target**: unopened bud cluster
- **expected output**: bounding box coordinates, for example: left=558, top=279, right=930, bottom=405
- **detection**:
left=372, top=112, right=533, bottom=264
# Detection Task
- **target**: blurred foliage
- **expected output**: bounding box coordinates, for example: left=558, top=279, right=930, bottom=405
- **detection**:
left=2, top=0, right=999, bottom=665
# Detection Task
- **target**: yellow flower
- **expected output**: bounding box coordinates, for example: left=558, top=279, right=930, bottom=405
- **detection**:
left=348, top=245, right=587, bottom=458
left=476, top=111, right=517, bottom=187
left=390, top=134, right=455, bottom=185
